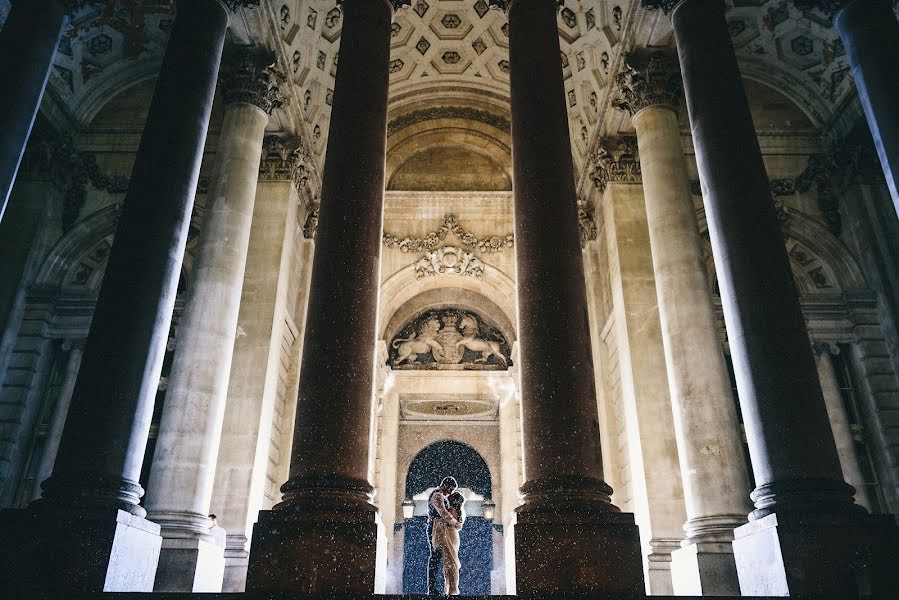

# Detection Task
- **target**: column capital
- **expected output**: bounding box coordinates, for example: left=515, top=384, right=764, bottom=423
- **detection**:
left=589, top=137, right=642, bottom=192
left=488, top=0, right=564, bottom=13
left=258, top=135, right=313, bottom=194
left=219, top=47, right=287, bottom=115
left=615, top=51, right=682, bottom=116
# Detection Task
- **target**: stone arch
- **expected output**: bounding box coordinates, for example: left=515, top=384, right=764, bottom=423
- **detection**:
left=380, top=266, right=517, bottom=345
left=695, top=206, right=866, bottom=296
left=404, top=439, right=493, bottom=499
left=34, top=204, right=203, bottom=294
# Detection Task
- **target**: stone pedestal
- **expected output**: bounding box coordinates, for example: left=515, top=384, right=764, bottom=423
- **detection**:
left=154, top=536, right=226, bottom=592
left=0, top=508, right=161, bottom=593
left=671, top=540, right=741, bottom=597
left=733, top=512, right=899, bottom=597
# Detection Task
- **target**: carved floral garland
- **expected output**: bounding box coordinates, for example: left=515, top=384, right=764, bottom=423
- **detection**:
left=383, top=215, right=513, bottom=254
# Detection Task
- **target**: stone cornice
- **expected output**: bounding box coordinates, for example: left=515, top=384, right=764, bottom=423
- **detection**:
left=615, top=52, right=682, bottom=116
left=589, top=137, right=642, bottom=192
left=258, top=136, right=313, bottom=193
left=388, top=107, right=510, bottom=135
left=219, top=48, right=287, bottom=115
left=383, top=215, right=514, bottom=254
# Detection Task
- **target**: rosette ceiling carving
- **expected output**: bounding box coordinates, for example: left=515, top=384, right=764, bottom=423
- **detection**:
left=46, top=1, right=859, bottom=176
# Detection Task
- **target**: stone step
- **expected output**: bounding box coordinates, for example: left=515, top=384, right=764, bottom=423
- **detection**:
left=4, top=594, right=889, bottom=600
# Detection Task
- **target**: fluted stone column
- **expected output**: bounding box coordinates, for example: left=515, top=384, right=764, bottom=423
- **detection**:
left=796, top=0, right=899, bottom=214
left=0, top=1, right=259, bottom=593
left=488, top=0, right=643, bottom=593
left=643, top=0, right=899, bottom=595
left=616, top=51, right=752, bottom=596
left=145, top=47, right=284, bottom=593
left=0, top=0, right=69, bottom=221
left=813, top=342, right=873, bottom=511
left=245, top=0, right=402, bottom=592
left=209, top=136, right=312, bottom=593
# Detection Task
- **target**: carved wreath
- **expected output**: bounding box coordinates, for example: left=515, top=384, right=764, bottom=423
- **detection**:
left=383, top=215, right=513, bottom=254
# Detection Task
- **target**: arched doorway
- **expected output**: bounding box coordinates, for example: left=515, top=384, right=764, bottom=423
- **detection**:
left=402, top=440, right=493, bottom=595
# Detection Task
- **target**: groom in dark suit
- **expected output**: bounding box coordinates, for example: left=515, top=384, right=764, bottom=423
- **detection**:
left=427, top=476, right=460, bottom=595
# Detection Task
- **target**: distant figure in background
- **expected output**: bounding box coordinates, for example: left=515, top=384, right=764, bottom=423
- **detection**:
left=427, top=476, right=461, bottom=595
left=208, top=513, right=226, bottom=548
left=431, top=491, right=465, bottom=595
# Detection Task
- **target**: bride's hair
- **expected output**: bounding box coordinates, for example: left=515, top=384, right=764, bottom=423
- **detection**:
left=448, top=491, right=465, bottom=524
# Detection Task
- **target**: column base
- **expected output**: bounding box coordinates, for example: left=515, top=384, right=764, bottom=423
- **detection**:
left=647, top=537, right=679, bottom=595
left=245, top=504, right=379, bottom=592
left=671, top=540, right=741, bottom=596
left=733, top=511, right=899, bottom=597
left=0, top=507, right=161, bottom=593
left=153, top=535, right=224, bottom=592
left=514, top=510, right=644, bottom=593
left=222, top=543, right=250, bottom=592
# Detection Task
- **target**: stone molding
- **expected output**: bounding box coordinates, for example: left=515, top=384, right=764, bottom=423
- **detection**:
left=615, top=52, right=682, bottom=116
left=383, top=214, right=514, bottom=254
left=589, top=137, right=642, bottom=192
left=387, top=107, right=510, bottom=135
left=219, top=47, right=287, bottom=115
left=258, top=136, right=313, bottom=193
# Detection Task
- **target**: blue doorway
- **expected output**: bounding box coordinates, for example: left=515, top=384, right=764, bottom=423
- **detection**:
left=401, top=440, right=494, bottom=595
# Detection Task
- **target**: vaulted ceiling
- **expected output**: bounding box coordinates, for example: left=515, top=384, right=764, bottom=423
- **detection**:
left=43, top=0, right=865, bottom=182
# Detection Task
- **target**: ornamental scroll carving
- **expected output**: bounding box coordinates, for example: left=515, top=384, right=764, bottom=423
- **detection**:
left=383, top=215, right=513, bottom=254
left=589, top=137, right=641, bottom=192
left=414, top=246, right=485, bottom=279
left=389, top=309, right=511, bottom=370
left=219, top=47, right=288, bottom=115
left=258, top=136, right=313, bottom=194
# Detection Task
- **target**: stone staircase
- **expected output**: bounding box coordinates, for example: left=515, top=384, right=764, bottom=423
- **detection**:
left=5, top=594, right=889, bottom=599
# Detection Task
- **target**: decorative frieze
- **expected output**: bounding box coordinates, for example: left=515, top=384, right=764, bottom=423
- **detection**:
left=383, top=214, right=514, bottom=254
left=589, top=137, right=642, bottom=192
left=615, top=52, right=682, bottom=115
left=219, top=48, right=287, bottom=115
left=258, top=136, right=313, bottom=194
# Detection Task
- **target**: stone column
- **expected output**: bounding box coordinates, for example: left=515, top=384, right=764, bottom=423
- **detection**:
left=30, top=339, right=85, bottom=501
left=795, top=0, right=899, bottom=214
left=616, top=51, right=752, bottom=596
left=0, top=1, right=259, bottom=593
left=0, top=0, right=69, bottom=220
left=813, top=342, right=873, bottom=511
left=489, top=0, right=643, bottom=593
left=210, top=136, right=311, bottom=593
left=144, top=47, right=284, bottom=593
left=643, top=0, right=899, bottom=595
left=245, top=0, right=401, bottom=592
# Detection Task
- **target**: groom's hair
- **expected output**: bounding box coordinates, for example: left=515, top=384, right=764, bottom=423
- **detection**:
left=441, top=476, right=458, bottom=491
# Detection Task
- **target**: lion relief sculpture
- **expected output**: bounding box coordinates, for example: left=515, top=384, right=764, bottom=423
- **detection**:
left=389, top=309, right=511, bottom=370
left=391, top=317, right=444, bottom=366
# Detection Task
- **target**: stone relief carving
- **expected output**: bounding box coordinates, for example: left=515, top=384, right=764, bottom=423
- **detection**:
left=389, top=309, right=511, bottom=370
left=303, top=203, right=319, bottom=239
left=258, top=136, right=313, bottom=193
left=383, top=214, right=513, bottom=254
left=413, top=246, right=485, bottom=279
left=578, top=199, right=598, bottom=247
left=589, top=137, right=641, bottom=192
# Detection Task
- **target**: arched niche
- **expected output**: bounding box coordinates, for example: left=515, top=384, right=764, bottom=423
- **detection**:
left=695, top=206, right=866, bottom=296
left=381, top=279, right=517, bottom=349
left=405, top=440, right=492, bottom=498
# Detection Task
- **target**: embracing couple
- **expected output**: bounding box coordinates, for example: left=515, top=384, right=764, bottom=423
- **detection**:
left=427, top=476, right=465, bottom=596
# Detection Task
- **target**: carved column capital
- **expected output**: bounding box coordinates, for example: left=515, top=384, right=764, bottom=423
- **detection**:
left=640, top=0, right=685, bottom=14
left=615, top=52, right=682, bottom=116
left=258, top=136, right=313, bottom=194
left=589, top=137, right=642, bottom=192
left=219, top=48, right=287, bottom=114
